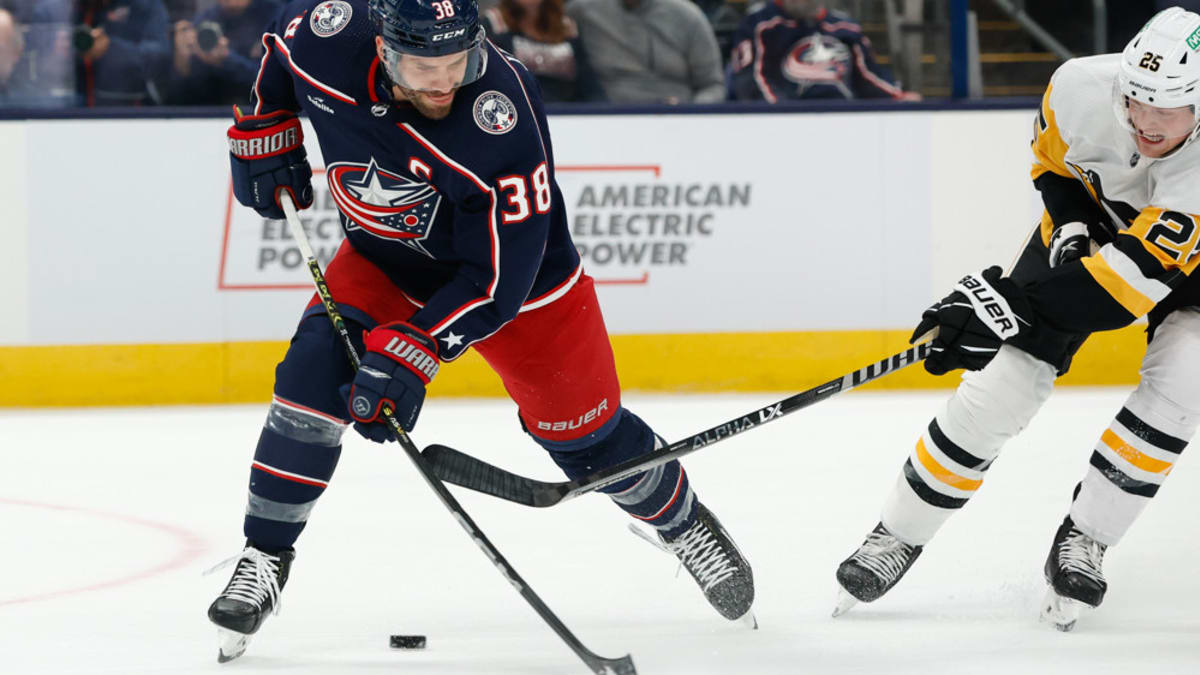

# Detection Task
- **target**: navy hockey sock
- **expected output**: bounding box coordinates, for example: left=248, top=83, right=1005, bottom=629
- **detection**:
left=243, top=397, right=345, bottom=551
left=241, top=314, right=359, bottom=551
left=544, top=408, right=697, bottom=538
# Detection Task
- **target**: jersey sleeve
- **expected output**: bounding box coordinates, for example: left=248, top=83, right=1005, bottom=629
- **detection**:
left=1031, top=79, right=1074, bottom=181
left=847, top=36, right=905, bottom=99
left=400, top=74, right=558, bottom=360
left=243, top=3, right=305, bottom=115
left=1030, top=68, right=1117, bottom=246
left=727, top=10, right=767, bottom=101
left=1027, top=205, right=1200, bottom=332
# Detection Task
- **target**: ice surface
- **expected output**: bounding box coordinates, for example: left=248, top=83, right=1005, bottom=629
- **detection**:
left=2, top=389, right=1197, bottom=674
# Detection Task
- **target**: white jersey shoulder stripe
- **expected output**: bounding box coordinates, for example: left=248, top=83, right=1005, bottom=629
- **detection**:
left=267, top=33, right=358, bottom=106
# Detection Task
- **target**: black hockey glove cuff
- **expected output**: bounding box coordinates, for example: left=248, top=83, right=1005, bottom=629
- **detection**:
left=910, top=266, right=1034, bottom=375
left=1047, top=222, right=1092, bottom=268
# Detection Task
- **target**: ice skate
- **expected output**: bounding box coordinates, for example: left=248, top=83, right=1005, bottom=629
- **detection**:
left=833, top=523, right=923, bottom=617
left=631, top=502, right=756, bottom=624
left=1040, top=516, right=1106, bottom=632
left=206, top=542, right=294, bottom=663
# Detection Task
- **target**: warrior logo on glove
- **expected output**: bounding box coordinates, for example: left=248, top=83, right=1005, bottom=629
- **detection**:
left=346, top=322, right=441, bottom=439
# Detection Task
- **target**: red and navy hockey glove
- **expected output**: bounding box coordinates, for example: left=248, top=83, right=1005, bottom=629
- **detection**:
left=911, top=266, right=1034, bottom=375
left=345, top=322, right=440, bottom=442
left=227, top=107, right=313, bottom=220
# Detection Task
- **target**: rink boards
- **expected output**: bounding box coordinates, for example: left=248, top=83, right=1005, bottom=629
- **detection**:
left=0, top=108, right=1148, bottom=406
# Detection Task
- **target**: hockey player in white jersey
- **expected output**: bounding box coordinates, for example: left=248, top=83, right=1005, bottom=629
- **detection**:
left=835, top=6, right=1200, bottom=631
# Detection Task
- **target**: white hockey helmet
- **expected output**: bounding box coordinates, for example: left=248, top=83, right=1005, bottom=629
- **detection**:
left=1113, top=7, right=1200, bottom=147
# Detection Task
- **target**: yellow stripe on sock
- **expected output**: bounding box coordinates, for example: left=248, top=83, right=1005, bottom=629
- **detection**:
left=915, top=438, right=983, bottom=491
left=1101, top=429, right=1175, bottom=475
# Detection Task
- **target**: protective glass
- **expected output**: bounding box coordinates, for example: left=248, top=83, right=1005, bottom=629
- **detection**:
left=381, top=36, right=487, bottom=93
left=1111, top=77, right=1199, bottom=138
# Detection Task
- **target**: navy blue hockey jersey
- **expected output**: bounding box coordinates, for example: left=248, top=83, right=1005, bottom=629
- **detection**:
left=251, top=0, right=581, bottom=360
left=729, top=3, right=905, bottom=102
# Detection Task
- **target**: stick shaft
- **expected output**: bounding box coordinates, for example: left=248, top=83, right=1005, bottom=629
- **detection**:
left=424, top=341, right=929, bottom=508
left=278, top=196, right=633, bottom=674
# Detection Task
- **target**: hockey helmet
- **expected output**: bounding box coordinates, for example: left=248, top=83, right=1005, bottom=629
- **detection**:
left=1113, top=7, right=1200, bottom=149
left=368, top=0, right=487, bottom=91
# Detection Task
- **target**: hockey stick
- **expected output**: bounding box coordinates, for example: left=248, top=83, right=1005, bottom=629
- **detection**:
left=279, top=195, right=635, bottom=675
left=422, top=341, right=931, bottom=508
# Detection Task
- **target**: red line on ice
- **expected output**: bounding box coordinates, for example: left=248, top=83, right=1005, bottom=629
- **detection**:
left=0, top=497, right=208, bottom=606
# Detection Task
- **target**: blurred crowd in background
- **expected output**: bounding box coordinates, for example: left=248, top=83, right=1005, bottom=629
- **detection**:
left=0, top=0, right=1194, bottom=109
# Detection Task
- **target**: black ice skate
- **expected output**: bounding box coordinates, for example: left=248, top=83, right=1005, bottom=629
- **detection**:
left=1040, top=516, right=1107, bottom=632
left=833, top=522, right=923, bottom=617
left=632, top=502, right=756, bottom=626
left=206, top=542, right=294, bottom=663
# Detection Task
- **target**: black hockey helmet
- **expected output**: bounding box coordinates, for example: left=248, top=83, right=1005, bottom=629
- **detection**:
left=369, top=0, right=487, bottom=90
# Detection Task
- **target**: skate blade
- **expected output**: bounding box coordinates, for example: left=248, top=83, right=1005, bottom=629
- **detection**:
left=1039, top=587, right=1082, bottom=632
left=736, top=610, right=758, bottom=630
left=216, top=627, right=252, bottom=663
left=832, top=589, right=859, bottom=618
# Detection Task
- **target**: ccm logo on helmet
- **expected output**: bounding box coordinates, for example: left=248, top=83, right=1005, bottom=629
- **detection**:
left=432, top=28, right=467, bottom=42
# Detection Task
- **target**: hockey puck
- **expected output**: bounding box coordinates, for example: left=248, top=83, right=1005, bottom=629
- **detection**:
left=389, top=634, right=426, bottom=650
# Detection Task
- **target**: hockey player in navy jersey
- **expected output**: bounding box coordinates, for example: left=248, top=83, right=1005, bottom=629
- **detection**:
left=728, top=0, right=916, bottom=102
left=205, top=0, right=753, bottom=661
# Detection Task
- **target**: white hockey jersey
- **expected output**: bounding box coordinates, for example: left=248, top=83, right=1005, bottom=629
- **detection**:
left=1031, top=54, right=1200, bottom=326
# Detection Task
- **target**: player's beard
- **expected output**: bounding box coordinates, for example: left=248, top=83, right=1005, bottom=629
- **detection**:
left=397, top=85, right=457, bottom=120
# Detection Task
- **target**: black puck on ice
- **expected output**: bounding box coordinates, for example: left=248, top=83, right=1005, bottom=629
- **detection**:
left=389, top=634, right=427, bottom=650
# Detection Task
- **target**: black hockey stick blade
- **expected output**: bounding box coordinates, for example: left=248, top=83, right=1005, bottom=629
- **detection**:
left=589, top=654, right=636, bottom=675
left=423, top=444, right=569, bottom=508
left=423, top=341, right=931, bottom=508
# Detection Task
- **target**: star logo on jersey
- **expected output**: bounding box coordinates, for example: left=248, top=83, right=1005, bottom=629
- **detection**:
left=440, top=332, right=464, bottom=350
left=310, top=1, right=352, bottom=38
left=782, top=35, right=852, bottom=97
left=327, top=158, right=442, bottom=256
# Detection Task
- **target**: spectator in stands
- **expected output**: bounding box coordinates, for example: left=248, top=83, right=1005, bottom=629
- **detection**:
left=483, top=0, right=605, bottom=102
left=0, top=8, right=27, bottom=101
left=566, top=0, right=725, bottom=104
left=29, top=0, right=170, bottom=106
left=0, top=6, right=77, bottom=107
left=165, top=1, right=215, bottom=23
left=728, top=0, right=918, bottom=102
left=166, top=0, right=278, bottom=105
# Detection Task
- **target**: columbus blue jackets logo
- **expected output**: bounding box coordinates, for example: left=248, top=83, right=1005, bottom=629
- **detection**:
left=310, top=1, right=352, bottom=37
left=473, top=91, right=518, bottom=135
left=782, top=35, right=852, bottom=97
left=327, top=158, right=442, bottom=255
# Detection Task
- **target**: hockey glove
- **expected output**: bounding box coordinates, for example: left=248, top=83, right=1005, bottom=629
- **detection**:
left=227, top=107, right=313, bottom=220
left=911, top=266, right=1033, bottom=375
left=344, top=322, right=440, bottom=442
left=1047, top=222, right=1091, bottom=268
